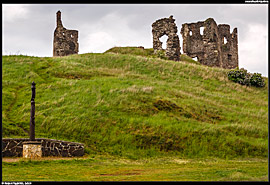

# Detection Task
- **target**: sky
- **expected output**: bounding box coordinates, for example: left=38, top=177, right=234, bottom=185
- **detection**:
left=2, top=4, right=268, bottom=77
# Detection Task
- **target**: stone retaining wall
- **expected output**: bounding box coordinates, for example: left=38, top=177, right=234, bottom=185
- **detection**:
left=2, top=138, right=84, bottom=157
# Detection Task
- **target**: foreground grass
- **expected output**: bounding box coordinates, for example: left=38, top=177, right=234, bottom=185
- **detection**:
left=2, top=156, right=268, bottom=181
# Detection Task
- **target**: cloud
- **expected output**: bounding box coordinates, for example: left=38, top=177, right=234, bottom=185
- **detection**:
left=218, top=4, right=268, bottom=25
left=3, top=4, right=30, bottom=22
left=81, top=12, right=151, bottom=53
left=239, top=23, right=268, bottom=77
left=82, top=31, right=116, bottom=53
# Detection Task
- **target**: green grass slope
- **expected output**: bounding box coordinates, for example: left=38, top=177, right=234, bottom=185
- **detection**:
left=2, top=47, right=268, bottom=159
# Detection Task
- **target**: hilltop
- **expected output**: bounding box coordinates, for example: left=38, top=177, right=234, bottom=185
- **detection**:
left=2, top=47, right=268, bottom=159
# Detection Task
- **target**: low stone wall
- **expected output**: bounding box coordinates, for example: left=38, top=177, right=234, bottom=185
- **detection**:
left=2, top=138, right=84, bottom=157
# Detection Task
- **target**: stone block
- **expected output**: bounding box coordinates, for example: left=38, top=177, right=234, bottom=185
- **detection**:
left=23, top=141, right=42, bottom=159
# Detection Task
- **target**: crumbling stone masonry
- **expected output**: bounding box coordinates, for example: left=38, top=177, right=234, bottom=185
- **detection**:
left=181, top=18, right=238, bottom=69
left=53, top=11, right=79, bottom=57
left=152, top=16, right=181, bottom=61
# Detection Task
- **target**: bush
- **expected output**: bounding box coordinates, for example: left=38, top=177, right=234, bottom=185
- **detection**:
left=228, top=68, right=265, bottom=87
left=250, top=73, right=266, bottom=87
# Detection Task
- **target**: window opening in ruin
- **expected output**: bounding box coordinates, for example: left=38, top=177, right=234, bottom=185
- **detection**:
left=200, top=27, right=204, bottom=35
left=71, top=34, right=73, bottom=38
left=192, top=57, right=198, bottom=61
left=228, top=54, right=232, bottom=60
left=159, top=35, right=168, bottom=50
left=189, top=30, right=192, bottom=36
left=224, top=37, right=228, bottom=44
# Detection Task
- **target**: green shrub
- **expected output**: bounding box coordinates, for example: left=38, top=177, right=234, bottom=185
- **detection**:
left=228, top=68, right=265, bottom=87
left=250, top=73, right=266, bottom=87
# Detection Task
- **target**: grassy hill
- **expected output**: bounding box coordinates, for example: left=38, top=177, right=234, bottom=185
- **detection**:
left=2, top=47, right=268, bottom=160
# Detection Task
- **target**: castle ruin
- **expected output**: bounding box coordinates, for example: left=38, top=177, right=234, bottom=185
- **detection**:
left=53, top=11, right=79, bottom=57
left=152, top=16, right=181, bottom=61
left=152, top=16, right=238, bottom=69
left=180, top=18, right=238, bottom=69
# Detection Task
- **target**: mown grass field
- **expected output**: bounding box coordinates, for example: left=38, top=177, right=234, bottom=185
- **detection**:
left=2, top=47, right=268, bottom=181
left=2, top=156, right=268, bottom=181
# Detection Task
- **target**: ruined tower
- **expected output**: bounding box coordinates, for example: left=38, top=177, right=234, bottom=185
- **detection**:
left=181, top=18, right=238, bottom=69
left=152, top=16, right=181, bottom=61
left=53, top=11, right=79, bottom=57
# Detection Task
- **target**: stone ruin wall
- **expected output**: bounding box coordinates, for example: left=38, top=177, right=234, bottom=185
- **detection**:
left=2, top=138, right=84, bottom=157
left=53, top=11, right=79, bottom=57
left=152, top=16, right=181, bottom=61
left=152, top=16, right=238, bottom=69
left=52, top=12, right=238, bottom=69
left=180, top=18, right=238, bottom=69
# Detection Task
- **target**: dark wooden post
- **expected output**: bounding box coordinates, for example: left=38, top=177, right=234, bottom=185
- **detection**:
left=30, top=81, right=36, bottom=141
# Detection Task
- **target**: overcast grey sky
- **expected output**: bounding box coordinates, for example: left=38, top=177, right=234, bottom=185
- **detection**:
left=2, top=4, right=268, bottom=76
